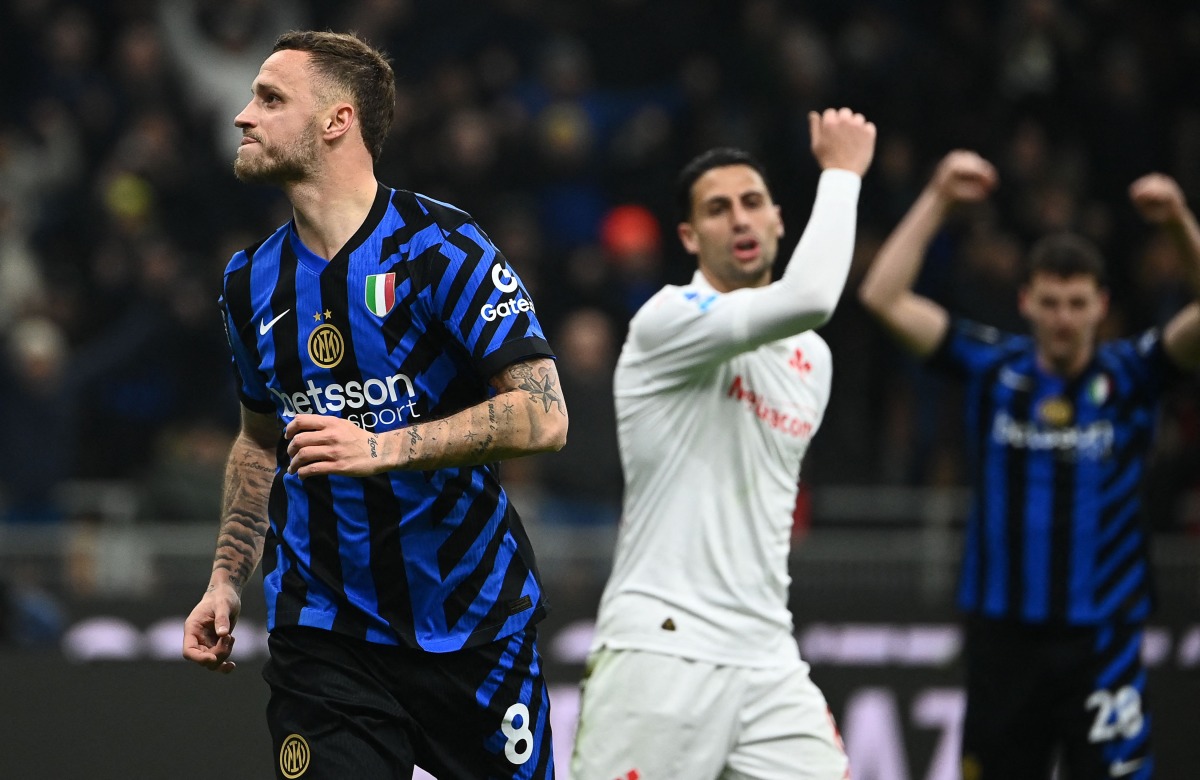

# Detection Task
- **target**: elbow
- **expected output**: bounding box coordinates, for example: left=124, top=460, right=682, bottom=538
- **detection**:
left=535, top=411, right=569, bottom=454
left=805, top=293, right=840, bottom=329
left=857, top=278, right=881, bottom=313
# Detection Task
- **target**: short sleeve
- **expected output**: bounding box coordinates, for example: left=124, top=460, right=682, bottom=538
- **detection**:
left=926, top=317, right=1021, bottom=379
left=421, top=219, right=554, bottom=378
left=219, top=292, right=274, bottom=414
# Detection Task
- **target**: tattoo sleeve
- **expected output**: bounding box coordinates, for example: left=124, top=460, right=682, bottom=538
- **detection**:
left=506, top=361, right=567, bottom=415
left=383, top=358, right=567, bottom=470
left=213, top=433, right=275, bottom=592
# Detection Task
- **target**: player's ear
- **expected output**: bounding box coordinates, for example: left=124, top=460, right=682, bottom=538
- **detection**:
left=1017, top=285, right=1030, bottom=318
left=323, top=103, right=355, bottom=140
left=678, top=222, right=700, bottom=255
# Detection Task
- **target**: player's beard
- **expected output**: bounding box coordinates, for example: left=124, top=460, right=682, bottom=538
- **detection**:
left=234, top=122, right=321, bottom=185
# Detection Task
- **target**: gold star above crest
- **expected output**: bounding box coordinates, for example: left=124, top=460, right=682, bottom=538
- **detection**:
left=312, top=312, right=322, bottom=322
left=324, top=309, right=332, bottom=320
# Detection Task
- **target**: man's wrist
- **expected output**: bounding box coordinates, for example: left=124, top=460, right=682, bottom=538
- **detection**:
left=208, top=569, right=240, bottom=594
left=921, top=185, right=955, bottom=215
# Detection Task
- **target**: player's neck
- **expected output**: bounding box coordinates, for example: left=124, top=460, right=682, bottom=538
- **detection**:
left=286, top=166, right=379, bottom=261
left=1036, top=346, right=1094, bottom=378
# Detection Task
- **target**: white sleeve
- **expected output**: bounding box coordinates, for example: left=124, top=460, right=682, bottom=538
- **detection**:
left=628, top=169, right=861, bottom=378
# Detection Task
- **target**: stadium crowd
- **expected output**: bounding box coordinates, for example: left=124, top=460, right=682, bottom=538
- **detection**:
left=0, top=0, right=1197, bottom=533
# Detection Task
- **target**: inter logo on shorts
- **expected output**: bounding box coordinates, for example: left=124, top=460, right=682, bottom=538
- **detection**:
left=365, top=272, right=396, bottom=317
left=279, top=734, right=311, bottom=778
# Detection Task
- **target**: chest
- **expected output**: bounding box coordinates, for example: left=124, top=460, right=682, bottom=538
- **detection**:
left=978, top=366, right=1149, bottom=463
left=717, top=334, right=832, bottom=444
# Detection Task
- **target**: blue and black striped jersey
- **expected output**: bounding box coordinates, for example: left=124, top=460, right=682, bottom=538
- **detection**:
left=220, top=184, right=554, bottom=652
left=930, top=318, right=1183, bottom=625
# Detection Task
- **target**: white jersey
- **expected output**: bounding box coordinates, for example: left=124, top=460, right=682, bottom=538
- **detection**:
left=591, top=169, right=862, bottom=668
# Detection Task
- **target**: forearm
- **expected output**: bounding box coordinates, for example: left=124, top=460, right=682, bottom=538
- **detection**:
left=378, top=389, right=566, bottom=471
left=1160, top=207, right=1200, bottom=369
left=210, top=433, right=275, bottom=593
left=859, top=186, right=949, bottom=311
left=1165, top=206, right=1200, bottom=300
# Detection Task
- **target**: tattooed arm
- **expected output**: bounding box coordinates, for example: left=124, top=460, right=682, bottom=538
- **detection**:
left=182, top=406, right=279, bottom=673
left=284, top=356, right=568, bottom=479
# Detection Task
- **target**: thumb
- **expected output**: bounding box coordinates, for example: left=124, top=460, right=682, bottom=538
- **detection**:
left=808, top=111, right=820, bottom=148
left=215, top=609, right=232, bottom=637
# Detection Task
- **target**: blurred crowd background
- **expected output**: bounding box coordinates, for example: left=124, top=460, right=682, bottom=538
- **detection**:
left=1, top=0, right=1198, bottom=575
left=3, top=4, right=1200, bottom=776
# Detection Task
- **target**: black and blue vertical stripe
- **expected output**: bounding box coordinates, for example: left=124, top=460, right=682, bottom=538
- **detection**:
left=477, top=628, right=555, bottom=778
left=219, top=185, right=555, bottom=652
left=931, top=319, right=1175, bottom=625
left=1094, top=623, right=1153, bottom=778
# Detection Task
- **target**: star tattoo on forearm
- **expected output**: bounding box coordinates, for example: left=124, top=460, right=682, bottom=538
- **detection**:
left=509, top=363, right=566, bottom=414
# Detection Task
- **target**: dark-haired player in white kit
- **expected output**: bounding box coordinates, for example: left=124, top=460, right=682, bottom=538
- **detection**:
left=572, top=109, right=875, bottom=779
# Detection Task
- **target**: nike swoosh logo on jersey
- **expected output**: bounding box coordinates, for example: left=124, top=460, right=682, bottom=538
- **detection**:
left=259, top=309, right=292, bottom=335
left=1110, top=758, right=1144, bottom=777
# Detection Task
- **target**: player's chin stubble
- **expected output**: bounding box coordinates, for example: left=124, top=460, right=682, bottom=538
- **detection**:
left=233, top=130, right=319, bottom=185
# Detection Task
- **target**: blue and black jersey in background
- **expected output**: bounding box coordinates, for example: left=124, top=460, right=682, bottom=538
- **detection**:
left=930, top=318, right=1185, bottom=625
left=220, top=184, right=554, bottom=652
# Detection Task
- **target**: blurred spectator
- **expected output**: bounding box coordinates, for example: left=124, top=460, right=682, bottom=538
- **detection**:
left=0, top=0, right=1195, bottom=528
left=0, top=198, right=46, bottom=329
left=535, top=307, right=623, bottom=529
left=0, top=317, right=73, bottom=524
left=598, top=203, right=665, bottom=317
left=0, top=577, right=67, bottom=648
left=0, top=101, right=83, bottom=234
left=158, top=0, right=306, bottom=155
left=139, top=423, right=231, bottom=524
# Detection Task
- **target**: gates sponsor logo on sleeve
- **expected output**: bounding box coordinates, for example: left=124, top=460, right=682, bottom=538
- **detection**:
left=482, top=296, right=535, bottom=321
left=482, top=262, right=535, bottom=321
left=492, top=264, right=520, bottom=293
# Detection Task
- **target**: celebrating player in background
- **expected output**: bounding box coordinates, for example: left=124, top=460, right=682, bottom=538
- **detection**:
left=571, top=109, right=875, bottom=779
left=181, top=31, right=567, bottom=779
left=858, top=150, right=1200, bottom=780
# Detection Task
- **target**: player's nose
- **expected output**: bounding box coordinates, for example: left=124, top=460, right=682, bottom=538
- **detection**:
left=234, top=101, right=257, bottom=128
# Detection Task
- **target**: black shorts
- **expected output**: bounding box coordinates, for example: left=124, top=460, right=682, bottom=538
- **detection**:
left=262, top=625, right=554, bottom=779
left=961, top=616, right=1153, bottom=780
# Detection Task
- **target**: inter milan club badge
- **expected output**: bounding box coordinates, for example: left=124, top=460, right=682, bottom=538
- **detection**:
left=365, top=272, right=396, bottom=317
left=308, top=310, right=344, bottom=369
left=1037, top=396, right=1074, bottom=427
left=279, top=733, right=310, bottom=778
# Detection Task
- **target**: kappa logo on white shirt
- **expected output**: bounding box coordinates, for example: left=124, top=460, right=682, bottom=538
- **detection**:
left=682, top=290, right=717, bottom=312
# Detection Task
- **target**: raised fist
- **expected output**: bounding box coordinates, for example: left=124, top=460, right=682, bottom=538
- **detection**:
left=1129, top=173, right=1186, bottom=225
left=809, top=108, right=876, bottom=177
left=930, top=150, right=998, bottom=205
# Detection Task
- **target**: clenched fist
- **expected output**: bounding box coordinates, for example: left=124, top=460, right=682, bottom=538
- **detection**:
left=809, top=107, right=876, bottom=177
